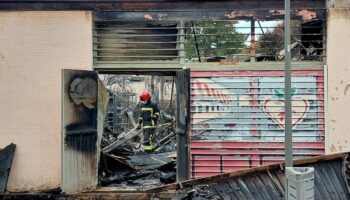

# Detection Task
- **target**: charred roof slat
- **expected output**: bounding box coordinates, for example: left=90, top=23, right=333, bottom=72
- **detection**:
left=0, top=0, right=326, bottom=11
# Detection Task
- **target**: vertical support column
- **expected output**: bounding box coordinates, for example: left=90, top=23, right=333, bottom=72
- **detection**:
left=322, top=20, right=327, bottom=63
left=177, top=22, right=188, bottom=182
left=284, top=0, right=293, bottom=168
left=178, top=21, right=185, bottom=65
left=92, top=13, right=98, bottom=67
left=250, top=19, right=256, bottom=63
left=176, top=69, right=190, bottom=182
left=284, top=2, right=294, bottom=198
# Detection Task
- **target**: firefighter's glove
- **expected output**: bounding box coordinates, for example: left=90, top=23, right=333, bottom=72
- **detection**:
left=136, top=124, right=142, bottom=130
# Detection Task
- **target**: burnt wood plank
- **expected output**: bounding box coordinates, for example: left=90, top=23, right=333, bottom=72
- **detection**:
left=236, top=178, right=255, bottom=200
left=267, top=170, right=285, bottom=197
left=319, top=162, right=347, bottom=199
left=317, top=163, right=339, bottom=199
left=314, top=181, right=323, bottom=200
left=222, top=181, right=239, bottom=199
left=0, top=143, right=16, bottom=192
left=227, top=180, right=248, bottom=200
left=314, top=165, right=333, bottom=200
left=250, top=174, right=273, bottom=200
left=330, top=160, right=350, bottom=199
left=274, top=170, right=286, bottom=190
left=213, top=182, right=232, bottom=200
left=327, top=162, right=349, bottom=199
left=257, top=173, right=282, bottom=200
left=242, top=176, right=265, bottom=200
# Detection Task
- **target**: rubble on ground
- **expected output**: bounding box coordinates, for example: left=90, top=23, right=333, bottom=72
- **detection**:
left=99, top=75, right=176, bottom=190
left=99, top=145, right=177, bottom=189
left=99, top=78, right=177, bottom=189
left=174, top=185, right=221, bottom=200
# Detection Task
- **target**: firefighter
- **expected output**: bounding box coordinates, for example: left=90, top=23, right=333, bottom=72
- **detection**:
left=136, top=91, right=160, bottom=152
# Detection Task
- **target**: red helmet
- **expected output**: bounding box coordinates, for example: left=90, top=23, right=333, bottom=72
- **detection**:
left=139, top=91, right=151, bottom=101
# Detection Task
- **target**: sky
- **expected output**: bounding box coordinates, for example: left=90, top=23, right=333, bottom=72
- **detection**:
left=235, top=20, right=283, bottom=44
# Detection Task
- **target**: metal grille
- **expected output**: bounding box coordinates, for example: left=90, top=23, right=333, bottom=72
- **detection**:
left=190, top=70, right=325, bottom=178
left=93, top=21, right=184, bottom=65
left=93, top=19, right=326, bottom=66
left=184, top=20, right=326, bottom=63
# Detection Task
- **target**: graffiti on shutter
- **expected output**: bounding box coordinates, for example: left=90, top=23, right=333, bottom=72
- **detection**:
left=190, top=70, right=324, bottom=178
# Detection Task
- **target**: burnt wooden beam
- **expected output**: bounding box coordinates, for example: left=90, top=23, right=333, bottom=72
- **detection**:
left=175, top=69, right=190, bottom=182
left=0, top=1, right=326, bottom=21
left=96, top=68, right=177, bottom=76
left=94, top=9, right=326, bottom=21
left=102, top=128, right=142, bottom=153
left=0, top=143, right=16, bottom=193
left=0, top=0, right=326, bottom=12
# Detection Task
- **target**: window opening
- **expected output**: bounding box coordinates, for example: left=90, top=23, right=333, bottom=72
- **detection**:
left=184, top=20, right=326, bottom=63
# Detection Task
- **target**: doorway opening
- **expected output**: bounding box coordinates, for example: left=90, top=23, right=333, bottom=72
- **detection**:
left=61, top=69, right=189, bottom=193
left=98, top=73, right=178, bottom=190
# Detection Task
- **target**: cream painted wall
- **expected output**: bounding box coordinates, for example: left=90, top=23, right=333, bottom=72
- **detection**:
left=326, top=7, right=350, bottom=153
left=0, top=4, right=349, bottom=192
left=0, top=11, right=92, bottom=192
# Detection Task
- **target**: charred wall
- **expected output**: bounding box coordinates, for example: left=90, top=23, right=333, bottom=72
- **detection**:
left=94, top=21, right=179, bottom=64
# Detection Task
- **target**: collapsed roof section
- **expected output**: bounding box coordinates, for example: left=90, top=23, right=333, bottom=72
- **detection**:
left=147, top=152, right=350, bottom=200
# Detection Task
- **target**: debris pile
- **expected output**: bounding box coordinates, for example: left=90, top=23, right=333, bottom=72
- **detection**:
left=99, top=117, right=177, bottom=189
left=99, top=151, right=176, bottom=189
left=175, top=185, right=221, bottom=200
left=99, top=75, right=177, bottom=189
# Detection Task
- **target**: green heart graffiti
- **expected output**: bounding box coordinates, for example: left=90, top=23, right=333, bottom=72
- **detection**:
left=273, top=87, right=297, bottom=98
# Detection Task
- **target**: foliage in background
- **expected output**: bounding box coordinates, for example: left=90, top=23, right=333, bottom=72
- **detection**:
left=184, top=21, right=248, bottom=60
left=257, top=21, right=300, bottom=55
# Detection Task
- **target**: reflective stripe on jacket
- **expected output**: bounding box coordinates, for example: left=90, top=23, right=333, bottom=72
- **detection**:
left=138, top=101, right=160, bottom=129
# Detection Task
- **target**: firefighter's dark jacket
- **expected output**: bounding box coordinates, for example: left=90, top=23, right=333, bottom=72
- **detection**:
left=138, top=101, right=160, bottom=129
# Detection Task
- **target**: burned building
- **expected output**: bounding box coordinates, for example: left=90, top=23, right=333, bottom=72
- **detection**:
left=0, top=0, right=349, bottom=196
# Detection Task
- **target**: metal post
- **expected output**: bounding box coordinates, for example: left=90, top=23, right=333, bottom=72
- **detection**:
left=284, top=0, right=293, bottom=168
left=250, top=19, right=256, bottom=62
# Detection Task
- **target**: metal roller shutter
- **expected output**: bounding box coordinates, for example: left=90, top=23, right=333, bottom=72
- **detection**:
left=190, top=70, right=325, bottom=178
